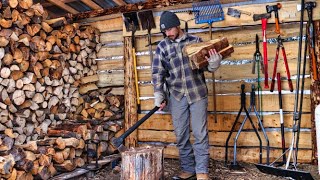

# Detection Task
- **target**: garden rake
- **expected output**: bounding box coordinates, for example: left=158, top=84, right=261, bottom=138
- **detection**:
left=192, top=0, right=224, bottom=123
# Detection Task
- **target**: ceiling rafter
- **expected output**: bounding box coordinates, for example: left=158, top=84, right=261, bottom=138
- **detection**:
left=46, top=0, right=79, bottom=14
left=81, top=0, right=102, bottom=10
left=112, top=0, right=127, bottom=6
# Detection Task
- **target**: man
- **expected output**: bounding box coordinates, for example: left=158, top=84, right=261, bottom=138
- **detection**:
left=152, top=11, right=222, bottom=180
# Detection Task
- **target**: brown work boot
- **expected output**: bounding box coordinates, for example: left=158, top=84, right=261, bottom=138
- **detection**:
left=196, top=173, right=210, bottom=180
left=172, top=171, right=196, bottom=180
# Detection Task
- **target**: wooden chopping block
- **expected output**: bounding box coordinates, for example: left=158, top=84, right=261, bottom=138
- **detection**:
left=183, top=37, right=234, bottom=69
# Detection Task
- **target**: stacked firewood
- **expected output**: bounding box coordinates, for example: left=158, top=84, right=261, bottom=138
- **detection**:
left=0, top=0, right=126, bottom=179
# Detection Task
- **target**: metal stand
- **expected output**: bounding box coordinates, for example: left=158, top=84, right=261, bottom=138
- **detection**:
left=225, top=84, right=269, bottom=169
left=83, top=139, right=102, bottom=171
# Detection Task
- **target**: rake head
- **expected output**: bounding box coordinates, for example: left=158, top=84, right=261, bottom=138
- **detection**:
left=192, top=0, right=224, bottom=24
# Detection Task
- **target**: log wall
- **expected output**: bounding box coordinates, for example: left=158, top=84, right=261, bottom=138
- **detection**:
left=89, top=0, right=320, bottom=164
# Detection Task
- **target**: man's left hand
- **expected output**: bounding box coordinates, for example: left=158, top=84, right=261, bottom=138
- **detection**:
left=206, top=49, right=222, bottom=72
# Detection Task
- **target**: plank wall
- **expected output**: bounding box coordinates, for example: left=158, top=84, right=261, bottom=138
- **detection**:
left=85, top=0, right=320, bottom=163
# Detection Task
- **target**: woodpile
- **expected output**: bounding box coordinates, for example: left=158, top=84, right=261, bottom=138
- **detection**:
left=183, top=37, right=234, bottom=69
left=0, top=0, right=125, bottom=179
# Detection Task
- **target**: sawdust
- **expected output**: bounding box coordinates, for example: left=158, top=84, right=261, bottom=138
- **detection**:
left=75, top=158, right=320, bottom=180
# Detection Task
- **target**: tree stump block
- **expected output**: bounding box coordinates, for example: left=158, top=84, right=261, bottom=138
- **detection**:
left=121, top=146, right=164, bottom=180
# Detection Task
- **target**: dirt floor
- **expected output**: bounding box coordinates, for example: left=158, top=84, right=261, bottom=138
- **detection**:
left=77, top=158, right=320, bottom=180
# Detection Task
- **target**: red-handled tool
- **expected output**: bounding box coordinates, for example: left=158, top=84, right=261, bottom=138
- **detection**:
left=270, top=35, right=293, bottom=92
left=253, top=13, right=271, bottom=89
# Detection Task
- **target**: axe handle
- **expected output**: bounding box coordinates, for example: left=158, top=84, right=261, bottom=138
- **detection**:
left=262, top=18, right=269, bottom=88
left=120, top=106, right=159, bottom=141
left=274, top=11, right=281, bottom=34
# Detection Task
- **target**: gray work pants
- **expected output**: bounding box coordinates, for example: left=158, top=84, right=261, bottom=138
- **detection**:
left=170, top=96, right=209, bottom=174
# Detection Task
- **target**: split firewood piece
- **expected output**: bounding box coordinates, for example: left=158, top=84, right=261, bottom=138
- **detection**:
left=12, top=90, right=25, bottom=106
left=36, top=165, right=51, bottom=180
left=17, top=170, right=33, bottom=180
left=19, top=0, right=33, bottom=9
left=0, top=154, right=15, bottom=175
left=183, top=37, right=234, bottom=69
left=15, top=158, right=33, bottom=172
left=0, top=136, right=14, bottom=151
left=79, top=83, right=98, bottom=94
left=0, top=19, right=12, bottom=28
left=54, top=160, right=76, bottom=172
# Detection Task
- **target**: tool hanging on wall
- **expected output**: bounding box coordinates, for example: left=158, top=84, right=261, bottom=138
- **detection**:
left=173, top=10, right=197, bottom=33
left=123, top=12, right=141, bottom=113
left=138, top=10, right=156, bottom=63
left=253, top=34, right=264, bottom=128
left=266, top=3, right=282, bottom=34
left=277, top=73, right=287, bottom=166
left=225, top=84, right=266, bottom=169
left=255, top=1, right=313, bottom=178
left=253, top=13, right=271, bottom=89
left=227, top=7, right=251, bottom=18
left=193, top=0, right=224, bottom=123
left=270, top=35, right=293, bottom=92
left=305, top=2, right=318, bottom=81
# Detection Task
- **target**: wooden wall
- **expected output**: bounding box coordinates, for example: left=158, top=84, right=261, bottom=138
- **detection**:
left=84, top=0, right=320, bottom=163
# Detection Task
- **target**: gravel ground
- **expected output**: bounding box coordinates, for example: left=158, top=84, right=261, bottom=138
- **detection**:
left=76, top=158, right=320, bottom=180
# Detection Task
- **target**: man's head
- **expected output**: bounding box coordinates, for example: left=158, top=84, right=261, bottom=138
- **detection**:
left=160, top=11, right=182, bottom=40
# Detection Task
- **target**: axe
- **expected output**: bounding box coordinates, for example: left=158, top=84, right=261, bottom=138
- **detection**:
left=227, top=8, right=251, bottom=18
left=111, top=106, right=159, bottom=152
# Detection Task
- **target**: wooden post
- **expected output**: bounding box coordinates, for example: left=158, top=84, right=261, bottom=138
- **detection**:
left=124, top=36, right=138, bottom=148
left=121, top=147, right=164, bottom=180
left=312, top=21, right=320, bottom=164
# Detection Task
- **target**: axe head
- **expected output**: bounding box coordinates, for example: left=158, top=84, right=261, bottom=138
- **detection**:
left=111, top=137, right=128, bottom=153
left=227, top=8, right=241, bottom=18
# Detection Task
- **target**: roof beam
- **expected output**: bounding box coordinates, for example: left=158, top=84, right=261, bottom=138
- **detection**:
left=46, top=0, right=79, bottom=14
left=112, top=0, right=127, bottom=6
left=81, top=0, right=102, bottom=10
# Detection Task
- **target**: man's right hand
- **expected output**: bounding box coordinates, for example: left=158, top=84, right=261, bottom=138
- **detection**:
left=154, top=91, right=166, bottom=110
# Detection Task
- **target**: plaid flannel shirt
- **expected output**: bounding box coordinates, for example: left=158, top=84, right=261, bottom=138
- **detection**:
left=152, top=33, right=208, bottom=104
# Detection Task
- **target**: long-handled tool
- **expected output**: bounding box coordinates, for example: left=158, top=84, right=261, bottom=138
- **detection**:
left=305, top=2, right=318, bottom=81
left=253, top=13, right=271, bottom=89
left=270, top=35, right=293, bottom=92
left=123, top=12, right=141, bottom=113
left=111, top=106, right=159, bottom=152
left=277, top=73, right=286, bottom=165
left=138, top=10, right=156, bottom=63
left=255, top=1, right=314, bottom=178
left=193, top=0, right=224, bottom=123
left=266, top=3, right=282, bottom=34
left=253, top=34, right=264, bottom=128
left=225, top=84, right=265, bottom=169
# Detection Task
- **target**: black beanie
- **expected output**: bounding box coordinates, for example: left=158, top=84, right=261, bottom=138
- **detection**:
left=160, top=11, right=180, bottom=31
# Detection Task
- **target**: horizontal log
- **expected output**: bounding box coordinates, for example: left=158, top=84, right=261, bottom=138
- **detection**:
left=88, top=17, right=123, bottom=33
left=139, top=145, right=312, bottom=163
left=138, top=79, right=311, bottom=96
left=137, top=47, right=307, bottom=82
left=123, top=1, right=320, bottom=36
left=140, top=94, right=311, bottom=112
left=138, top=130, right=312, bottom=148
left=138, top=113, right=312, bottom=131
left=133, top=23, right=302, bottom=52
left=97, top=60, right=124, bottom=70
left=97, top=46, right=123, bottom=58
left=97, top=71, right=124, bottom=87
left=99, top=31, right=123, bottom=44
